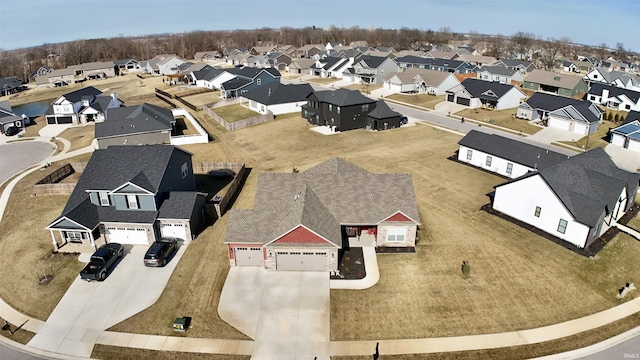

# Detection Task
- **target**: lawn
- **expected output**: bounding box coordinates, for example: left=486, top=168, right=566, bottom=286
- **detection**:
left=385, top=94, right=445, bottom=110
left=455, top=108, right=543, bottom=135
left=174, top=116, right=201, bottom=136
left=91, top=345, right=250, bottom=360
left=211, top=104, right=259, bottom=123
left=0, top=152, right=91, bottom=320
left=557, top=120, right=616, bottom=151
left=341, top=84, right=383, bottom=93
left=57, top=124, right=95, bottom=151
left=306, top=77, right=340, bottom=84
left=181, top=91, right=220, bottom=107
left=23, top=115, right=47, bottom=137
left=0, top=317, right=35, bottom=345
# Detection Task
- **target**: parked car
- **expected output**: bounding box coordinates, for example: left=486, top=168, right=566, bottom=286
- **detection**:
left=400, top=116, right=408, bottom=125
left=4, top=126, right=20, bottom=136
left=80, top=243, right=124, bottom=281
left=144, top=238, right=178, bottom=267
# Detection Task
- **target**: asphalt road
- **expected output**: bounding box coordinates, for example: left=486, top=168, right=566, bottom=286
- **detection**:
left=0, top=141, right=54, bottom=185
left=577, top=333, right=640, bottom=360
left=0, top=343, right=52, bottom=360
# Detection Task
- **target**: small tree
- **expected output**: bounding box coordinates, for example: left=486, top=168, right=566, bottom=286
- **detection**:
left=461, top=260, right=471, bottom=278
left=614, top=114, right=620, bottom=122
left=607, top=112, right=613, bottom=121
left=292, top=167, right=299, bottom=173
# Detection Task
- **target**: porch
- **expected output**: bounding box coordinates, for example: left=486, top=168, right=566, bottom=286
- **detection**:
left=47, top=226, right=102, bottom=253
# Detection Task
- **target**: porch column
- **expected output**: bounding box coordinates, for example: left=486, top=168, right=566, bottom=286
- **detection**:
left=88, top=230, right=96, bottom=250
left=50, top=230, right=59, bottom=252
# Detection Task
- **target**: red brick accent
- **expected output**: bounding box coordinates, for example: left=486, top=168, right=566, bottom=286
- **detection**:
left=272, top=226, right=328, bottom=244
left=383, top=212, right=413, bottom=222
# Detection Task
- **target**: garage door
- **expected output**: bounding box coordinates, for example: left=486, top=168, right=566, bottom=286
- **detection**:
left=611, top=133, right=626, bottom=147
left=456, top=97, right=470, bottom=106
left=573, top=123, right=587, bottom=135
left=628, top=139, right=640, bottom=152
left=106, top=227, right=149, bottom=245
left=447, top=93, right=455, bottom=102
left=276, top=251, right=327, bottom=271
left=160, top=223, right=187, bottom=240
left=46, top=116, right=56, bottom=124
left=234, top=247, right=264, bottom=266
left=56, top=116, right=73, bottom=124
left=548, top=117, right=570, bottom=131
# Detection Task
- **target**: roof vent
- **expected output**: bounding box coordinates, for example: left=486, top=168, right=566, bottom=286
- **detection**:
left=553, top=76, right=561, bottom=81
left=294, top=190, right=301, bottom=201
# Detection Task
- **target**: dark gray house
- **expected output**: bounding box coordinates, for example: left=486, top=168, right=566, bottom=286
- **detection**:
left=0, top=76, right=26, bottom=97
left=395, top=56, right=478, bottom=74
left=302, top=89, right=377, bottom=131
left=0, top=100, right=27, bottom=133
left=220, top=67, right=281, bottom=98
left=517, top=92, right=601, bottom=121
left=367, top=101, right=403, bottom=130
left=46, top=145, right=206, bottom=252
left=95, top=103, right=176, bottom=149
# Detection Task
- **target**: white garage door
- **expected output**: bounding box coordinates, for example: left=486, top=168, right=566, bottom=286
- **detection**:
left=573, top=122, right=587, bottom=135
left=234, top=247, right=264, bottom=266
left=628, top=139, right=640, bottom=152
left=388, top=83, right=402, bottom=92
left=276, top=251, right=328, bottom=271
left=548, top=117, right=570, bottom=131
left=160, top=223, right=187, bottom=240
left=106, top=227, right=149, bottom=245
left=611, top=133, right=626, bottom=147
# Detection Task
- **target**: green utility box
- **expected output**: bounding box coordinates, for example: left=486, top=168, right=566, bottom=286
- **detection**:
left=172, top=317, right=191, bottom=332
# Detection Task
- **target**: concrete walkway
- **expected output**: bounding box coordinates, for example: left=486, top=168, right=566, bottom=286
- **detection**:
left=614, top=223, right=640, bottom=241
left=330, top=247, right=379, bottom=290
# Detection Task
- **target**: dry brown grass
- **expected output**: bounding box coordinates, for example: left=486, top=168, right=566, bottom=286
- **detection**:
left=181, top=92, right=220, bottom=107
left=23, top=115, right=48, bottom=137
left=558, top=120, right=615, bottom=151
left=385, top=94, right=445, bottom=110
left=175, top=116, right=200, bottom=136
left=455, top=108, right=543, bottom=135
left=57, top=124, right=95, bottom=151
left=0, top=317, right=36, bottom=345
left=211, top=104, right=259, bottom=123
left=307, top=77, right=340, bottom=84
left=340, top=84, right=384, bottom=93
left=91, top=345, right=250, bottom=360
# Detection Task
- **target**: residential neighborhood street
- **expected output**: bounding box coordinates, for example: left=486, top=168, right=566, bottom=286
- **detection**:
left=0, top=140, right=55, bottom=185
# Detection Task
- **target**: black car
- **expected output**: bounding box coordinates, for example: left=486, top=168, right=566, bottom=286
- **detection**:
left=144, top=238, right=178, bottom=267
left=80, top=243, right=124, bottom=281
left=4, top=126, right=20, bottom=136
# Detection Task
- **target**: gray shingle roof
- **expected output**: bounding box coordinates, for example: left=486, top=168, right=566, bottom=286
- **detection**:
left=589, top=83, right=640, bottom=103
left=623, top=110, right=640, bottom=125
left=478, top=65, right=518, bottom=77
left=459, top=130, right=569, bottom=169
left=520, top=92, right=586, bottom=112
left=158, top=192, right=200, bottom=220
left=312, top=88, right=375, bottom=106
left=524, top=70, right=585, bottom=90
left=368, top=101, right=402, bottom=119
left=304, top=157, right=369, bottom=174
left=457, top=78, right=519, bottom=98
left=242, top=83, right=313, bottom=106
left=60, top=86, right=102, bottom=103
left=96, top=103, right=174, bottom=138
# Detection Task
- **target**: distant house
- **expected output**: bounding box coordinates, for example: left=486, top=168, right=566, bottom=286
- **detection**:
left=446, top=78, right=526, bottom=110
left=223, top=47, right=248, bottom=57
left=267, top=52, right=292, bottom=71
left=0, top=100, right=27, bottom=134
left=37, top=68, right=75, bottom=87
left=383, top=68, right=460, bottom=95
left=45, top=86, right=122, bottom=125
left=517, top=92, right=602, bottom=127
left=0, top=77, right=27, bottom=96
left=310, top=57, right=352, bottom=78
left=297, top=45, right=324, bottom=59
left=29, top=66, right=52, bottom=82
left=193, top=51, right=222, bottom=62
left=114, top=59, right=140, bottom=72
left=140, top=54, right=185, bottom=75
left=68, top=61, right=118, bottom=80
left=223, top=157, right=420, bottom=271
left=457, top=130, right=569, bottom=178
left=523, top=69, right=588, bottom=97
left=394, top=56, right=478, bottom=74
left=243, top=83, right=313, bottom=115
left=288, top=58, right=316, bottom=74
left=219, top=67, right=281, bottom=98
left=457, top=54, right=497, bottom=67
left=191, top=67, right=236, bottom=90
left=277, top=45, right=297, bottom=58
left=476, top=66, right=524, bottom=84
left=610, top=119, right=640, bottom=153
left=587, top=83, right=640, bottom=112
left=492, top=148, right=639, bottom=250
left=583, top=67, right=640, bottom=91
left=343, top=56, right=399, bottom=85
left=556, top=60, right=579, bottom=73
left=490, top=59, right=537, bottom=74
left=95, top=103, right=176, bottom=149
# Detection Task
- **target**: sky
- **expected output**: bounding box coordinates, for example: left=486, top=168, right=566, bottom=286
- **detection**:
left=1, top=0, right=639, bottom=52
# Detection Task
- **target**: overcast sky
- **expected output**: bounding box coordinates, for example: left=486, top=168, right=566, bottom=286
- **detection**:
left=1, top=0, right=638, bottom=52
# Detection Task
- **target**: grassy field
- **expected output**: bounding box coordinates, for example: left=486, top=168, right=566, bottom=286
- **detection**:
left=385, top=94, right=445, bottom=110
left=57, top=124, right=95, bottom=151
left=341, top=84, right=383, bottom=93
left=0, top=317, right=35, bottom=345
left=211, top=104, right=259, bottom=123
left=92, top=345, right=250, bottom=360
left=558, top=120, right=616, bottom=151
left=0, top=153, right=92, bottom=320
left=181, top=91, right=220, bottom=107
left=307, top=77, right=340, bottom=84
left=455, top=108, right=543, bottom=135
left=23, top=116, right=48, bottom=137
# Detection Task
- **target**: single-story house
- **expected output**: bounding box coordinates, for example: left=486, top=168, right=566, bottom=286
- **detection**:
left=383, top=67, right=460, bottom=95
left=193, top=51, right=222, bottom=62
left=0, top=77, right=27, bottom=96
left=114, top=59, right=140, bottom=72
left=516, top=92, right=601, bottom=122
left=446, top=78, right=526, bottom=110
left=288, top=58, right=316, bottom=74
left=458, top=130, right=569, bottom=178
left=492, top=148, right=639, bottom=250
left=37, top=68, right=75, bottom=87
left=366, top=100, right=403, bottom=131
left=95, top=103, right=176, bottom=149
left=610, top=119, right=640, bottom=152
left=587, top=83, right=640, bottom=112
left=546, top=102, right=602, bottom=135
left=224, top=157, right=420, bottom=271
left=243, top=83, right=313, bottom=115
left=523, top=70, right=588, bottom=98
left=490, top=59, right=537, bottom=74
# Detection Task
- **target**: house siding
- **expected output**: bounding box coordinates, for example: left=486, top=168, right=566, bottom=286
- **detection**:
left=376, top=223, right=417, bottom=247
left=457, top=145, right=536, bottom=178
left=156, top=149, right=197, bottom=199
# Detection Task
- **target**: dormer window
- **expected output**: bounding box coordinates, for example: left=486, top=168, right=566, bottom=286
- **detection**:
left=99, top=192, right=110, bottom=206
left=127, top=195, right=138, bottom=209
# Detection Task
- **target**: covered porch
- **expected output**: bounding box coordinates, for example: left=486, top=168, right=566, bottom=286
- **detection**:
left=46, top=217, right=102, bottom=253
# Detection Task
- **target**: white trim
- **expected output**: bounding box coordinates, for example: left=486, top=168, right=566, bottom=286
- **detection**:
left=110, top=181, right=154, bottom=195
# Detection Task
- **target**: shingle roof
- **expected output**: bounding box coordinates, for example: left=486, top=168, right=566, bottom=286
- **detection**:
left=356, top=55, right=389, bottom=69
left=192, top=67, right=226, bottom=81
left=520, top=92, right=586, bottom=112
left=114, top=59, right=138, bottom=66
left=478, top=65, right=519, bottom=77
left=311, top=88, right=375, bottom=106
left=96, top=103, right=174, bottom=138
left=459, top=130, right=569, bottom=169
left=623, top=110, right=640, bottom=125
left=0, top=76, right=23, bottom=90
left=60, top=86, right=102, bottom=103
left=242, top=83, right=313, bottom=106
left=221, top=77, right=252, bottom=90
left=84, top=95, right=114, bottom=113
left=494, top=59, right=535, bottom=69
left=548, top=103, right=600, bottom=124
left=524, top=69, right=585, bottom=90
left=158, top=192, right=200, bottom=220
left=368, top=101, right=402, bottom=119
left=589, top=83, right=640, bottom=103
left=303, top=157, right=369, bottom=174
left=456, top=78, right=521, bottom=98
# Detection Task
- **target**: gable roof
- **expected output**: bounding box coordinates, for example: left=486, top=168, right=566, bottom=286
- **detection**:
left=192, top=67, right=226, bottom=81
left=355, top=55, right=390, bottom=69
left=368, top=101, right=402, bottom=119
left=304, top=157, right=369, bottom=174
left=589, top=83, right=640, bottom=103
left=478, top=65, right=519, bottom=77
left=407, top=68, right=454, bottom=86
left=548, top=103, right=601, bottom=124
left=0, top=76, right=23, bottom=90
left=96, top=103, right=174, bottom=138
left=455, top=78, right=522, bottom=99
left=524, top=69, right=585, bottom=90
left=520, top=92, right=587, bottom=112
left=82, top=95, right=114, bottom=113
left=59, top=86, right=102, bottom=103
left=311, top=88, right=375, bottom=107
left=623, top=110, right=640, bottom=125
left=459, top=130, right=569, bottom=170
left=242, top=83, right=313, bottom=106
left=493, top=59, right=535, bottom=69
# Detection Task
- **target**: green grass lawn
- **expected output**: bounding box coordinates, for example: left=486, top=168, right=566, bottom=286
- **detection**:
left=212, top=104, right=259, bottom=123
left=455, top=108, right=543, bottom=135
left=558, top=120, right=616, bottom=150
left=385, top=94, right=445, bottom=110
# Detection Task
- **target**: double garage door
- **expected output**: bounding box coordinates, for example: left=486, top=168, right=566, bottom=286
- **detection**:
left=47, top=116, right=73, bottom=124
left=160, top=223, right=187, bottom=240
left=276, top=250, right=328, bottom=271
left=106, top=227, right=149, bottom=245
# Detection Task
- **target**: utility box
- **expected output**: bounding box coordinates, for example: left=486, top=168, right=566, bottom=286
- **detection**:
left=172, top=317, right=191, bottom=332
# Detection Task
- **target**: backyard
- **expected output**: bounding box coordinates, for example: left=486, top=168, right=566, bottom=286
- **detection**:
left=210, top=104, right=260, bottom=123
left=455, top=107, right=543, bottom=134
left=385, top=94, right=445, bottom=110
left=57, top=124, right=95, bottom=151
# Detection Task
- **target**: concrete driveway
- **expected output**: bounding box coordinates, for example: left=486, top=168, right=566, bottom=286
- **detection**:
left=28, top=243, right=187, bottom=357
left=0, top=141, right=55, bottom=185
left=605, top=144, right=640, bottom=172
left=219, top=267, right=330, bottom=359
left=433, top=101, right=467, bottom=115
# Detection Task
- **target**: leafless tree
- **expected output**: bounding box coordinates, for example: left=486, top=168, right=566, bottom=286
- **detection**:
left=510, top=31, right=537, bottom=60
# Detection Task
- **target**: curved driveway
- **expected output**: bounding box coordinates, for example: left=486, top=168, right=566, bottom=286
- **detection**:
left=0, top=141, right=55, bottom=185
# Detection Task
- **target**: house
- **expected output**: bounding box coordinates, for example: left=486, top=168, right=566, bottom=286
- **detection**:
left=95, top=103, right=175, bottom=149
left=523, top=69, right=588, bottom=98
left=457, top=54, right=497, bottom=67
left=302, top=88, right=376, bottom=131
left=394, top=56, right=478, bottom=74
left=457, top=130, right=569, bottom=178
left=44, top=86, right=122, bottom=125
left=243, top=83, right=313, bottom=115
left=29, top=66, right=52, bottom=82
left=587, top=83, right=640, bottom=112
left=0, top=100, right=27, bottom=134
left=446, top=78, right=526, bottom=110
left=610, top=119, right=640, bottom=152
left=310, top=57, right=350, bottom=78
left=37, top=68, right=75, bottom=87
left=366, top=101, right=403, bottom=130
left=68, top=61, right=118, bottom=80
left=492, top=148, right=639, bottom=250
left=297, top=45, right=324, bottom=58
left=140, top=54, right=185, bottom=75
left=0, top=77, right=27, bottom=96
left=250, top=45, right=277, bottom=55
left=193, top=51, right=222, bottom=62
left=556, top=60, right=579, bottom=73
left=46, top=145, right=207, bottom=251
left=490, top=59, right=537, bottom=74
left=343, top=56, right=399, bottom=84
left=223, top=157, right=420, bottom=271
left=223, top=47, right=249, bottom=57
left=219, top=67, right=281, bottom=98
left=517, top=92, right=602, bottom=124
left=325, top=42, right=343, bottom=52
left=476, top=66, right=524, bottom=84
left=383, top=68, right=460, bottom=95
left=584, top=68, right=640, bottom=91
left=191, top=67, right=235, bottom=90
left=427, top=51, right=460, bottom=59
left=288, top=58, right=316, bottom=74
left=267, top=52, right=292, bottom=71
left=546, top=102, right=602, bottom=135
left=277, top=45, right=297, bottom=58
left=114, top=59, right=140, bottom=72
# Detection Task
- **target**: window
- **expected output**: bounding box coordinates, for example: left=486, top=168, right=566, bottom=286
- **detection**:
left=337, top=106, right=340, bottom=114
left=328, top=104, right=333, bottom=111
left=256, top=78, right=261, bottom=85
left=593, top=74, right=598, bottom=79
left=99, top=192, right=110, bottom=206
left=534, top=206, right=541, bottom=217
left=590, top=95, right=597, bottom=101
left=181, top=162, right=188, bottom=179
left=506, top=163, right=513, bottom=174
left=485, top=156, right=492, bottom=166
left=127, top=195, right=138, bottom=209
left=466, top=150, right=472, bottom=160
left=626, top=104, right=631, bottom=110
left=557, top=219, right=568, bottom=234
left=362, top=104, right=369, bottom=112
left=387, top=228, right=405, bottom=242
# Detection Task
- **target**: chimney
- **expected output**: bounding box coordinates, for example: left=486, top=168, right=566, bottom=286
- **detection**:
left=111, top=92, right=117, bottom=102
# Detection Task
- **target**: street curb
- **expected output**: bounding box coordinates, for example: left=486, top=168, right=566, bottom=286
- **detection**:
left=531, top=326, right=640, bottom=360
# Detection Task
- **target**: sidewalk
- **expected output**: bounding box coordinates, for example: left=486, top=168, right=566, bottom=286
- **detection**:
left=614, top=223, right=640, bottom=241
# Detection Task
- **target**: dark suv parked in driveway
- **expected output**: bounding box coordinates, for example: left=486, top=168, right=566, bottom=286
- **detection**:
left=144, top=238, right=178, bottom=267
left=4, top=126, right=20, bottom=136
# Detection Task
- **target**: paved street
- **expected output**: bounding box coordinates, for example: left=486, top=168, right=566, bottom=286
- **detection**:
left=0, top=141, right=55, bottom=185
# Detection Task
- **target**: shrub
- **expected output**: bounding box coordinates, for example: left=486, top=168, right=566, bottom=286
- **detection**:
left=614, top=114, right=620, bottom=122
left=461, top=260, right=471, bottom=278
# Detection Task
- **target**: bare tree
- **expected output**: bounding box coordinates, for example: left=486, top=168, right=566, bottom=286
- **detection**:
left=510, top=31, right=537, bottom=60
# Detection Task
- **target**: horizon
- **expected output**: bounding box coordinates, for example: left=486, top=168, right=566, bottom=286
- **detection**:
left=1, top=0, right=638, bottom=53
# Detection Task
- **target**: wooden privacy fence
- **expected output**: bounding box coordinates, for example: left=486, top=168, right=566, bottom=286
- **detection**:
left=192, top=162, right=247, bottom=218
left=33, top=162, right=87, bottom=196
left=193, top=162, right=245, bottom=174
left=203, top=103, right=274, bottom=131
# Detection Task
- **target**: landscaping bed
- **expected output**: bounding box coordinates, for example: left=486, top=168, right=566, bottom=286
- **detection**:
left=332, top=247, right=366, bottom=280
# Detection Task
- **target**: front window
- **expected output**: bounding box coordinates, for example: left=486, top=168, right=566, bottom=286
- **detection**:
left=362, top=104, right=369, bottom=112
left=534, top=206, right=541, bottom=217
left=387, top=228, right=405, bottom=242
left=127, top=195, right=138, bottom=209
left=557, top=219, right=568, bottom=234
left=328, top=104, right=333, bottom=112
left=466, top=149, right=472, bottom=160
left=181, top=162, right=188, bottom=179
left=506, top=163, right=513, bottom=174
left=486, top=156, right=492, bottom=166
left=99, top=192, right=110, bottom=206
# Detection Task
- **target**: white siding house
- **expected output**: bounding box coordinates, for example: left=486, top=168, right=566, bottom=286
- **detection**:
left=610, top=120, right=640, bottom=153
